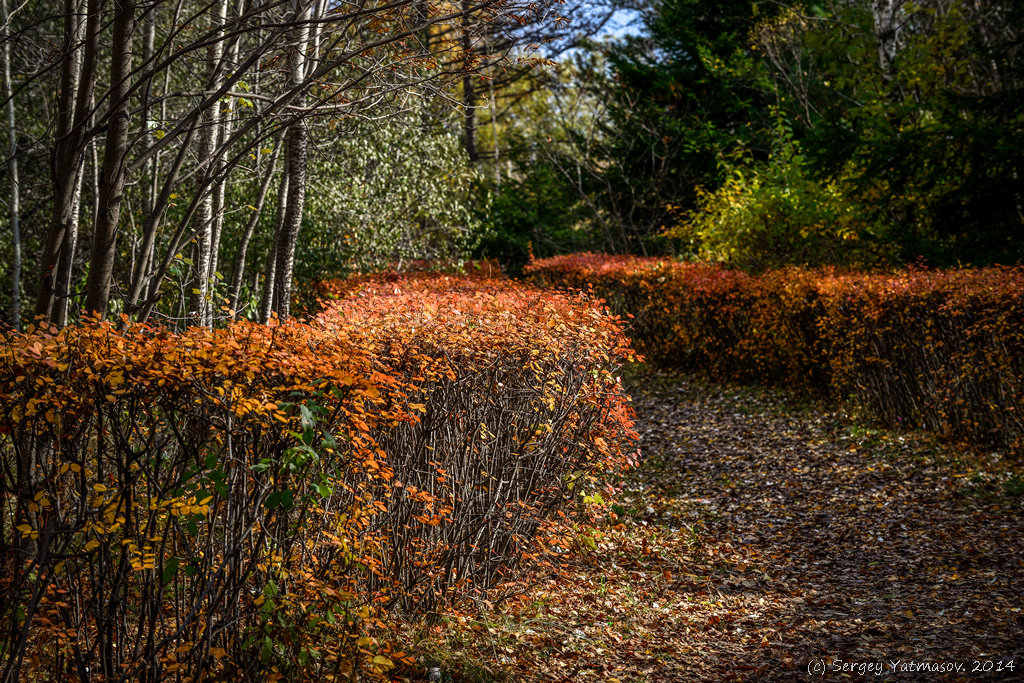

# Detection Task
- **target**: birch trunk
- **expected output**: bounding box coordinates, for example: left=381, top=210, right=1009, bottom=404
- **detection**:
left=259, top=167, right=286, bottom=323
left=269, top=0, right=311, bottom=319
left=206, top=8, right=244, bottom=310
left=190, top=0, right=228, bottom=326
left=871, top=0, right=904, bottom=95
left=2, top=0, right=20, bottom=328
left=229, top=138, right=280, bottom=319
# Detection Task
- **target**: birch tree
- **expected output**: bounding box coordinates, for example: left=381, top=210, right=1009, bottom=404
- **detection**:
left=1, top=0, right=20, bottom=329
left=9, top=0, right=551, bottom=327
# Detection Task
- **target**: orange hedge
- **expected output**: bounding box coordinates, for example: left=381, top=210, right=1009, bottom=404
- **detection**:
left=0, top=274, right=637, bottom=681
left=313, top=259, right=503, bottom=302
left=526, top=253, right=1024, bottom=449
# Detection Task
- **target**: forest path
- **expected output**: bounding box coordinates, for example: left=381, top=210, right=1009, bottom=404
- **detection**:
left=409, top=373, right=1024, bottom=682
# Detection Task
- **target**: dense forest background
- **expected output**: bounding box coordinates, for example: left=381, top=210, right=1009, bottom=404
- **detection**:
left=482, top=0, right=1024, bottom=271
left=1, top=0, right=1022, bottom=329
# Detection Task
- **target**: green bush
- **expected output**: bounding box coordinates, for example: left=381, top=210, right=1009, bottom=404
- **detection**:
left=666, top=115, right=894, bottom=270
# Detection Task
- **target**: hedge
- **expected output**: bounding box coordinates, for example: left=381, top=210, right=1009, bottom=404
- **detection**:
left=0, top=273, right=637, bottom=681
left=526, top=253, right=1024, bottom=449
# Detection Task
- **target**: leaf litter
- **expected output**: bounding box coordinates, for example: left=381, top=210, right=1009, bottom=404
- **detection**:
left=399, top=371, right=1024, bottom=681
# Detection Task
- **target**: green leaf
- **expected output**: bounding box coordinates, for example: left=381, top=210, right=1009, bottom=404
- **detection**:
left=265, top=490, right=294, bottom=510
left=162, top=557, right=180, bottom=584
left=299, top=404, right=316, bottom=432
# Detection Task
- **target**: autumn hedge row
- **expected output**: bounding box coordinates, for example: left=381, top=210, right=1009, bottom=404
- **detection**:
left=0, top=274, right=637, bottom=681
left=526, top=253, right=1024, bottom=448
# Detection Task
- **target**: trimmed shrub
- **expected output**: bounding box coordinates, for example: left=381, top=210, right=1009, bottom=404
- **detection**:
left=526, top=253, right=1024, bottom=448
left=314, top=259, right=503, bottom=302
left=316, top=275, right=639, bottom=609
left=0, top=275, right=637, bottom=681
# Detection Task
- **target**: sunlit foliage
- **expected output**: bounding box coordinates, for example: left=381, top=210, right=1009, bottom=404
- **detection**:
left=0, top=272, right=638, bottom=680
left=527, top=253, right=1024, bottom=447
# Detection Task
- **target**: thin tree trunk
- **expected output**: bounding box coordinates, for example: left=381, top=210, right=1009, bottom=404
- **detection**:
left=260, top=156, right=288, bottom=324
left=229, top=138, right=280, bottom=319
left=190, top=130, right=216, bottom=325
left=271, top=128, right=306, bottom=318
left=125, top=125, right=198, bottom=314
left=489, top=62, right=499, bottom=188
left=84, top=0, right=136, bottom=317
left=206, top=105, right=230, bottom=307
left=138, top=1, right=182, bottom=297
left=871, top=0, right=904, bottom=98
left=141, top=7, right=156, bottom=216
left=53, top=164, right=84, bottom=326
left=54, top=84, right=94, bottom=327
left=206, top=2, right=243, bottom=315
left=269, top=0, right=311, bottom=319
left=34, top=0, right=94, bottom=323
left=2, top=0, right=20, bottom=329
left=89, top=133, right=99, bottom=228
left=461, top=0, right=478, bottom=162
left=190, top=0, right=228, bottom=326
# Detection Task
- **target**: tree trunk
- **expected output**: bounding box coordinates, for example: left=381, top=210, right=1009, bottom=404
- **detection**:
left=206, top=5, right=243, bottom=319
left=34, top=0, right=94, bottom=323
left=271, top=124, right=307, bottom=319
left=489, top=63, right=499, bottom=187
left=229, top=138, right=280, bottom=319
left=53, top=163, right=84, bottom=326
left=190, top=0, right=228, bottom=326
left=259, top=167, right=286, bottom=324
left=269, top=0, right=311, bottom=320
left=461, top=0, right=478, bottom=162
left=206, top=115, right=230, bottom=311
left=84, top=0, right=136, bottom=317
left=871, top=0, right=904, bottom=97
left=2, top=0, right=20, bottom=329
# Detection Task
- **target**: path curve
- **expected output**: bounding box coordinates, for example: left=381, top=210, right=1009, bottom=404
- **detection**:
left=410, top=373, right=1023, bottom=682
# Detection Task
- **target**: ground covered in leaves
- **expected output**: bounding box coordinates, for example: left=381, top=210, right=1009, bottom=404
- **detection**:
left=402, top=373, right=1024, bottom=681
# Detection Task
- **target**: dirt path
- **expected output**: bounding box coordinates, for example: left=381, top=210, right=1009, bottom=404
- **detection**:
left=407, top=373, right=1024, bottom=682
